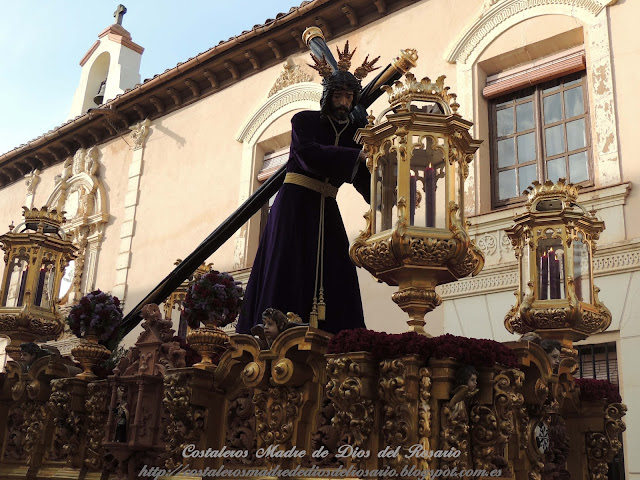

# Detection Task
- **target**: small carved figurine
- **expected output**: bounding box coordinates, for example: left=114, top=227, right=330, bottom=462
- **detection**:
left=113, top=386, right=129, bottom=443
left=450, top=364, right=479, bottom=421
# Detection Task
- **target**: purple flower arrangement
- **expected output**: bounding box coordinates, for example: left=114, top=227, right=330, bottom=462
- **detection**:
left=65, top=289, right=123, bottom=343
left=575, top=378, right=622, bottom=403
left=182, top=271, right=243, bottom=329
left=328, top=329, right=519, bottom=368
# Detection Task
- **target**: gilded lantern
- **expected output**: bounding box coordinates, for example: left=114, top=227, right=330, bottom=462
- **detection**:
left=350, top=73, right=484, bottom=334
left=504, top=179, right=610, bottom=345
left=0, top=207, right=77, bottom=356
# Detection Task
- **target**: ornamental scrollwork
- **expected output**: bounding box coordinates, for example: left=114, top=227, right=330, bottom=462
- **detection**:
left=225, top=390, right=261, bottom=465
left=23, top=400, right=47, bottom=463
left=408, top=237, right=457, bottom=265
left=85, top=381, right=110, bottom=470
left=378, top=358, right=412, bottom=467
left=4, top=405, right=28, bottom=460
left=440, top=385, right=473, bottom=470
left=304, top=395, right=345, bottom=468
left=449, top=245, right=484, bottom=278
left=470, top=369, right=523, bottom=473
left=326, top=356, right=375, bottom=448
left=586, top=403, right=627, bottom=480
left=163, top=372, right=206, bottom=469
left=47, top=379, right=83, bottom=463
left=254, top=386, right=303, bottom=447
left=352, top=238, right=397, bottom=271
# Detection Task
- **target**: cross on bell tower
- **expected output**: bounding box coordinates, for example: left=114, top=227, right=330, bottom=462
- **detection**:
left=114, top=4, right=127, bottom=25
left=67, top=2, right=143, bottom=119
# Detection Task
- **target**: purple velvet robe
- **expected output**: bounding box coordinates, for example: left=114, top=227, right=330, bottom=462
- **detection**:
left=236, top=110, right=370, bottom=334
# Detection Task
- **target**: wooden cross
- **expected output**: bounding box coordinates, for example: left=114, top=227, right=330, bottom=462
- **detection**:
left=114, top=4, right=127, bottom=25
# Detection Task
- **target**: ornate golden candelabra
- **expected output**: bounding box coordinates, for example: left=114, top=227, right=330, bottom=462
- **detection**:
left=0, top=207, right=77, bottom=356
left=350, top=73, right=484, bottom=334
left=504, top=179, right=610, bottom=348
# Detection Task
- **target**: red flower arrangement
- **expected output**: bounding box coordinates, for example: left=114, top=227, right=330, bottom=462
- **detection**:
left=575, top=378, right=622, bottom=403
left=65, top=289, right=123, bottom=343
left=182, top=271, right=243, bottom=329
left=328, top=329, right=518, bottom=368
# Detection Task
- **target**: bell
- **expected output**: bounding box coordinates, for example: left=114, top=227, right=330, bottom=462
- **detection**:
left=93, top=80, right=106, bottom=106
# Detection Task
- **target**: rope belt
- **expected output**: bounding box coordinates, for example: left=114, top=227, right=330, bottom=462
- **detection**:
left=284, top=173, right=338, bottom=199
left=283, top=172, right=337, bottom=328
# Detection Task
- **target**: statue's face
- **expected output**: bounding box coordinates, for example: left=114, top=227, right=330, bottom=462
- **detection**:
left=21, top=351, right=35, bottom=364
left=330, top=88, right=355, bottom=121
left=548, top=348, right=561, bottom=370
left=467, top=374, right=478, bottom=392
left=264, top=317, right=279, bottom=343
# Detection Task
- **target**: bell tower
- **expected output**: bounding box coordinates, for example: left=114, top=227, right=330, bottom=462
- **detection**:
left=67, top=4, right=143, bottom=120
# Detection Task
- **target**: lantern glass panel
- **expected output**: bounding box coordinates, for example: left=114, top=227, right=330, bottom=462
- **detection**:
left=373, top=143, right=397, bottom=233
left=3, top=257, right=28, bottom=307
left=573, top=232, right=592, bottom=303
left=408, top=137, right=445, bottom=228
left=34, top=262, right=56, bottom=308
left=59, top=260, right=75, bottom=300
left=536, top=234, right=566, bottom=300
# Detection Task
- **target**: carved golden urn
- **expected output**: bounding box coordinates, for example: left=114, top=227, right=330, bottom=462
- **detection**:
left=351, top=74, right=484, bottom=334
left=504, top=179, right=610, bottom=348
left=0, top=207, right=77, bottom=356
left=187, top=323, right=229, bottom=371
left=71, top=333, right=111, bottom=380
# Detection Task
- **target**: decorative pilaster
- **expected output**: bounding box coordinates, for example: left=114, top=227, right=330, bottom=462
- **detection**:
left=112, top=119, right=151, bottom=302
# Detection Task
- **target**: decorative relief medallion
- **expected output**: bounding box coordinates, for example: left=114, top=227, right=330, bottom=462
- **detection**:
left=476, top=233, right=497, bottom=256
left=269, top=60, right=313, bottom=97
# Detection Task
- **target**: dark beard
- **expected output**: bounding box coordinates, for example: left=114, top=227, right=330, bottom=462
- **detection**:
left=331, top=106, right=349, bottom=122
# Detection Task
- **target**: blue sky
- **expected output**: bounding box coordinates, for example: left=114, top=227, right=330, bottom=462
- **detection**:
left=0, top=0, right=301, bottom=155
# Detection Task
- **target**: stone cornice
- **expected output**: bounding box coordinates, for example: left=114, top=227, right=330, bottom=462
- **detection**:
left=0, top=0, right=420, bottom=189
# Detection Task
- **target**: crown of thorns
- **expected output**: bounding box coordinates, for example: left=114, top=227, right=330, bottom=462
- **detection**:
left=308, top=41, right=380, bottom=80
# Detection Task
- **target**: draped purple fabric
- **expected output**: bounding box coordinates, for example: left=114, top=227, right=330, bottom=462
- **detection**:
left=236, top=110, right=370, bottom=334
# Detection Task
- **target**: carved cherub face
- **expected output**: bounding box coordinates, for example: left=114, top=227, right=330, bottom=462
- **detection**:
left=467, top=374, right=478, bottom=392
left=548, top=348, right=561, bottom=371
left=175, top=420, right=187, bottom=436
left=20, top=351, right=35, bottom=365
left=263, top=317, right=280, bottom=343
